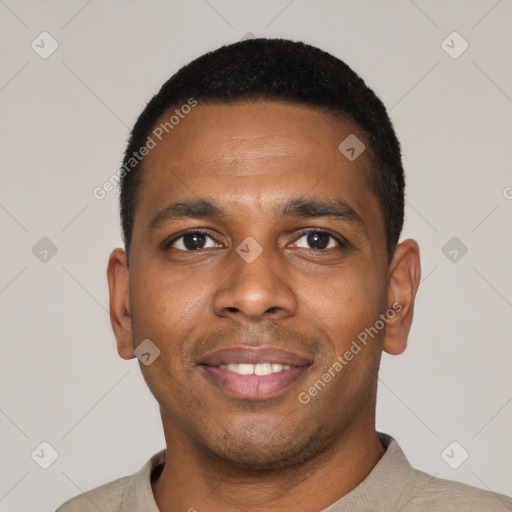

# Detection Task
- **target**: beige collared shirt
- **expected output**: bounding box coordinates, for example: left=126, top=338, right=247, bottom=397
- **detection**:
left=57, top=433, right=512, bottom=511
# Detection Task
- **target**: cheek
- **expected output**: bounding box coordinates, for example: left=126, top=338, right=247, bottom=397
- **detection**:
left=301, top=264, right=386, bottom=340
left=130, top=265, right=202, bottom=337
left=129, top=264, right=213, bottom=378
left=131, top=277, right=200, bottom=403
left=301, top=272, right=387, bottom=393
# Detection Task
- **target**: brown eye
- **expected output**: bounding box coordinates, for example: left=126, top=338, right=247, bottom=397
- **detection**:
left=306, top=232, right=330, bottom=249
left=166, top=230, right=220, bottom=251
left=291, top=230, right=345, bottom=250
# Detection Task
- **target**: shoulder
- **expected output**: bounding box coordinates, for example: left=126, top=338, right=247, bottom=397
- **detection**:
left=55, top=449, right=166, bottom=512
left=403, top=466, right=512, bottom=511
left=56, top=474, right=130, bottom=511
left=372, top=434, right=512, bottom=511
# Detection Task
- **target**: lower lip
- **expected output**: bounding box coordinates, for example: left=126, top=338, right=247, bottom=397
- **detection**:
left=200, top=365, right=309, bottom=400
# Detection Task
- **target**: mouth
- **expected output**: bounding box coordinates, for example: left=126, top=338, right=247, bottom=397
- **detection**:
left=198, top=347, right=312, bottom=400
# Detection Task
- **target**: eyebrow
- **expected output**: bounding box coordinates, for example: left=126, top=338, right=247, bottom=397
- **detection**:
left=148, top=198, right=365, bottom=233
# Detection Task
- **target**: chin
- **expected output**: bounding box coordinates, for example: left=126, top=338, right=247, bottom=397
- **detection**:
left=198, top=425, right=333, bottom=474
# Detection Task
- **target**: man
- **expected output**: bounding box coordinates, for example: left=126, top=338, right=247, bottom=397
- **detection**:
left=57, top=38, right=512, bottom=511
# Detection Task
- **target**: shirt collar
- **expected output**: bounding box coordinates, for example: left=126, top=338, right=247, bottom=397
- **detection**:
left=323, top=432, right=414, bottom=511
left=120, top=432, right=412, bottom=511
left=121, top=449, right=165, bottom=512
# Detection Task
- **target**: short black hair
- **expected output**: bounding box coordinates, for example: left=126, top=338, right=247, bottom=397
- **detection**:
left=120, top=37, right=404, bottom=263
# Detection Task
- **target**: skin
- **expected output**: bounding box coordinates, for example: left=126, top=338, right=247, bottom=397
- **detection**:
left=107, top=100, right=421, bottom=512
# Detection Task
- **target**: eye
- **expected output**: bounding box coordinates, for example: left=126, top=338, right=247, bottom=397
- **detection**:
left=290, top=230, right=345, bottom=250
left=165, top=229, right=221, bottom=251
left=164, top=228, right=346, bottom=252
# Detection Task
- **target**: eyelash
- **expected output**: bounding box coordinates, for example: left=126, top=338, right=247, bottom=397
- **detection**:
left=164, top=228, right=347, bottom=252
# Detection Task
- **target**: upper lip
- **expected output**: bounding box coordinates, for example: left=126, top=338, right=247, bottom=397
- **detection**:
left=198, top=346, right=313, bottom=367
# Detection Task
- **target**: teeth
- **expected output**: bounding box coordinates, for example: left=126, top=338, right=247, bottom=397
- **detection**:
left=254, top=363, right=272, bottom=376
left=219, top=363, right=292, bottom=375
left=237, top=363, right=253, bottom=375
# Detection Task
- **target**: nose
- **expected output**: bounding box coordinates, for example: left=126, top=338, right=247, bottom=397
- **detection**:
left=212, top=242, right=299, bottom=324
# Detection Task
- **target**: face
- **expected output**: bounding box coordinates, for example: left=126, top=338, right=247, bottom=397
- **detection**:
left=108, top=100, right=420, bottom=471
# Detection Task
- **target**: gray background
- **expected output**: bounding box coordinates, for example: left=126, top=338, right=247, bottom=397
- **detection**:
left=1, top=0, right=511, bottom=510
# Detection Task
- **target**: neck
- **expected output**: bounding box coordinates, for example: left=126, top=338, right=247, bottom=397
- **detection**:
left=152, top=415, right=386, bottom=512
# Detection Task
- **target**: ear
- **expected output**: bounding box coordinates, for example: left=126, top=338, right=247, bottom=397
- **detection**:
left=382, top=239, right=421, bottom=356
left=107, top=248, right=135, bottom=360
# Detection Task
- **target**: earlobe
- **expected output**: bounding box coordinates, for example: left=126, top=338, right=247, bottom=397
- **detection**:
left=382, top=239, right=421, bottom=356
left=107, top=248, right=135, bottom=360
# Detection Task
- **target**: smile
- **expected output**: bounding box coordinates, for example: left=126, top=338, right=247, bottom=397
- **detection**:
left=198, top=346, right=313, bottom=400
left=218, top=363, right=291, bottom=375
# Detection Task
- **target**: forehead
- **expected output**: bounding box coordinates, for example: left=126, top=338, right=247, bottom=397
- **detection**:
left=132, top=100, right=383, bottom=245
left=144, top=100, right=369, bottom=173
